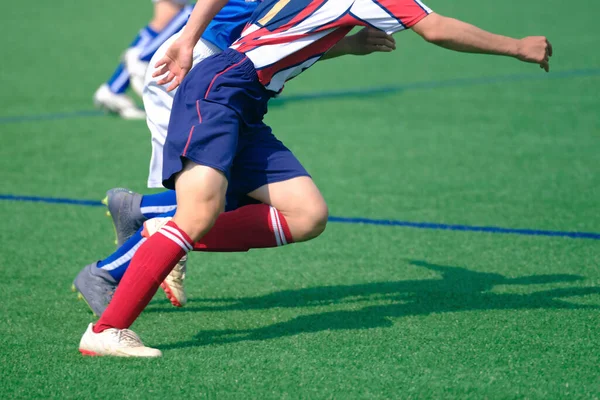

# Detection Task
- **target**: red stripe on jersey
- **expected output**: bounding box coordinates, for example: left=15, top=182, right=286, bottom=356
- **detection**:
left=236, top=32, right=315, bottom=54
left=235, top=12, right=360, bottom=54
left=235, top=0, right=327, bottom=50
left=257, top=27, right=352, bottom=86
left=378, top=0, right=429, bottom=28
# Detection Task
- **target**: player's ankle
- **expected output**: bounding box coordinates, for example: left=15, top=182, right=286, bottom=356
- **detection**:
left=92, top=323, right=111, bottom=334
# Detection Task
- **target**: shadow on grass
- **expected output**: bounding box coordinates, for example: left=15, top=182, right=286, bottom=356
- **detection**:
left=156, top=260, right=598, bottom=350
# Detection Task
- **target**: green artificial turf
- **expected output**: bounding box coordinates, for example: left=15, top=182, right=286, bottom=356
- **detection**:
left=1, top=0, right=599, bottom=398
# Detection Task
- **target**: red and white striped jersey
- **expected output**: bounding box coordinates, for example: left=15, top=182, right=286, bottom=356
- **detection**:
left=231, top=0, right=432, bottom=92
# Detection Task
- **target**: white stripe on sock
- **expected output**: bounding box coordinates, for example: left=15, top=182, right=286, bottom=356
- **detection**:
left=109, top=69, right=130, bottom=93
left=100, top=238, right=147, bottom=271
left=136, top=30, right=153, bottom=49
left=272, top=208, right=288, bottom=245
left=158, top=229, right=191, bottom=252
left=269, top=206, right=282, bottom=246
left=140, top=205, right=177, bottom=215
left=162, top=225, right=192, bottom=251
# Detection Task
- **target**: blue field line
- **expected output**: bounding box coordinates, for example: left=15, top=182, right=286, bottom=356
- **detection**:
left=0, top=110, right=104, bottom=124
left=1, top=68, right=599, bottom=125
left=2, top=193, right=599, bottom=241
left=0, top=194, right=104, bottom=207
left=328, top=216, right=600, bottom=240
left=275, top=67, right=600, bottom=104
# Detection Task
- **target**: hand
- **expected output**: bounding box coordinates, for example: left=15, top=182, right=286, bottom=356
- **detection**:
left=348, top=27, right=396, bottom=55
left=152, top=38, right=195, bottom=91
left=516, top=36, right=553, bottom=72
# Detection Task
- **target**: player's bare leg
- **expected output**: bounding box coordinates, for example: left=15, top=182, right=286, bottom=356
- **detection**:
left=79, top=161, right=225, bottom=357
left=170, top=162, right=227, bottom=241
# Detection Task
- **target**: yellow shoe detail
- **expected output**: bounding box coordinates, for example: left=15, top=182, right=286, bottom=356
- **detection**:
left=76, top=292, right=98, bottom=317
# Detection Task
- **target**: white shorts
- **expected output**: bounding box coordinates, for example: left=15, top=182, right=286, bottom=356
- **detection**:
left=143, top=32, right=221, bottom=188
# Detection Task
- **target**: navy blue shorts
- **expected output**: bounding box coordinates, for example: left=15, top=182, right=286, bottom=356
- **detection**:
left=163, top=49, right=309, bottom=196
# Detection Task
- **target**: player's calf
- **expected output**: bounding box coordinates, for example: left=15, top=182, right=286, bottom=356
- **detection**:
left=143, top=217, right=188, bottom=307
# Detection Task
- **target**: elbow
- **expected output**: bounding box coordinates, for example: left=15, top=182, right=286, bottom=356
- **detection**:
left=420, top=27, right=444, bottom=44
left=421, top=29, right=443, bottom=44
left=412, top=13, right=448, bottom=44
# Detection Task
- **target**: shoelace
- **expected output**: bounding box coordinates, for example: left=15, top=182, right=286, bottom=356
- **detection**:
left=117, top=329, right=144, bottom=347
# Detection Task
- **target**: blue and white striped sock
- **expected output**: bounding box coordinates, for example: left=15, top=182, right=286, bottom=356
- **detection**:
left=138, top=5, right=193, bottom=62
left=106, top=26, right=159, bottom=94
left=97, top=208, right=177, bottom=280
left=140, top=190, right=178, bottom=219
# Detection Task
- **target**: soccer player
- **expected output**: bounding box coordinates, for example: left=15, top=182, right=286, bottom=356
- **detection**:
left=74, top=16, right=397, bottom=315
left=76, top=0, right=262, bottom=313
left=79, top=0, right=552, bottom=357
left=93, top=0, right=194, bottom=119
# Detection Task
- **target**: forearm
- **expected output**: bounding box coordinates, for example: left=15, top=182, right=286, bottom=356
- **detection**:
left=415, top=14, right=520, bottom=58
left=178, top=0, right=229, bottom=45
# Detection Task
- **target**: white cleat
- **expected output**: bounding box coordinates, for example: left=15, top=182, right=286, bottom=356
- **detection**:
left=143, top=217, right=188, bottom=307
left=93, top=84, right=146, bottom=120
left=79, top=323, right=162, bottom=358
left=124, top=48, right=149, bottom=99
left=161, top=256, right=187, bottom=307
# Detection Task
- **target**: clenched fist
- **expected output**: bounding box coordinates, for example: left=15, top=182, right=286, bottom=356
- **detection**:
left=517, top=36, right=553, bottom=72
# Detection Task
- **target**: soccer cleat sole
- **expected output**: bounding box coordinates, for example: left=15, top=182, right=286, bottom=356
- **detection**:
left=79, top=349, right=99, bottom=357
left=72, top=284, right=99, bottom=318
left=102, top=195, right=119, bottom=245
left=160, top=282, right=183, bottom=307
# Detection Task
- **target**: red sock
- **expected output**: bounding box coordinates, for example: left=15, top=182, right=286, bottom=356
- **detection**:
left=94, top=221, right=192, bottom=333
left=194, top=204, right=293, bottom=252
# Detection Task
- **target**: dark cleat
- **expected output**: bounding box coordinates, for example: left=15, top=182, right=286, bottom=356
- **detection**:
left=72, top=262, right=118, bottom=317
left=102, top=188, right=145, bottom=246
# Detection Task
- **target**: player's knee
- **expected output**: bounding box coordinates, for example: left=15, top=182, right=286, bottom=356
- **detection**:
left=294, top=200, right=328, bottom=242
left=174, top=206, right=221, bottom=241
left=174, top=195, right=224, bottom=241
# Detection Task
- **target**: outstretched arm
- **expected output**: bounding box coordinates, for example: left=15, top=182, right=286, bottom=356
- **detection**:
left=153, top=0, right=229, bottom=91
left=412, top=13, right=553, bottom=71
